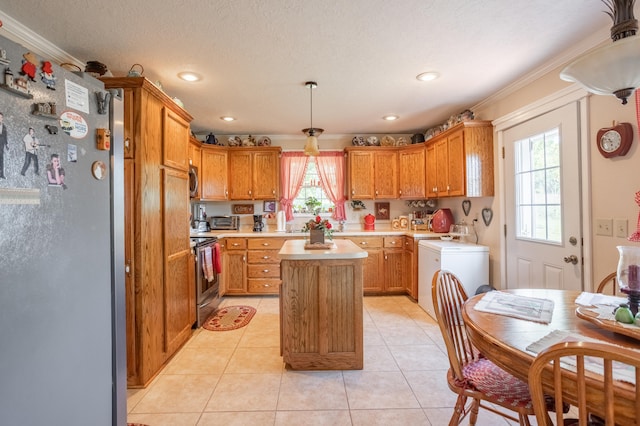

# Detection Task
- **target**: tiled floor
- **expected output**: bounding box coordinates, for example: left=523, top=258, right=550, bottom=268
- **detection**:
left=126, top=295, right=538, bottom=425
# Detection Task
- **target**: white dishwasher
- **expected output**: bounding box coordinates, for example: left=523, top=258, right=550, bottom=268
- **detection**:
left=418, top=240, right=489, bottom=320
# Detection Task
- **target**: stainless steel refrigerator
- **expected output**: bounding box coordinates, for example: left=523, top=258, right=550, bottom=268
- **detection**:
left=0, top=34, right=126, bottom=425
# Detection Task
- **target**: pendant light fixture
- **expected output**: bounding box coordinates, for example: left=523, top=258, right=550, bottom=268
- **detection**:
left=560, top=0, right=640, bottom=104
left=303, top=81, right=323, bottom=156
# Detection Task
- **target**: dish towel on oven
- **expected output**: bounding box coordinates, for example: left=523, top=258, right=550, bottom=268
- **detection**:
left=213, top=242, right=222, bottom=273
left=202, top=246, right=214, bottom=282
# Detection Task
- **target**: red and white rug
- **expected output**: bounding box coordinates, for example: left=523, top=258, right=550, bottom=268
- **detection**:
left=202, top=305, right=256, bottom=331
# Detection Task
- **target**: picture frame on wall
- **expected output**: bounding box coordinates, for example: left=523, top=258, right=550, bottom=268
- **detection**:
left=263, top=201, right=276, bottom=213
left=232, top=204, right=254, bottom=214
left=374, top=202, right=390, bottom=220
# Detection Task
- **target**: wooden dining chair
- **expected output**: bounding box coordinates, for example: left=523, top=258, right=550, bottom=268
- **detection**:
left=431, top=270, right=537, bottom=426
left=528, top=341, right=640, bottom=426
left=595, top=272, right=618, bottom=296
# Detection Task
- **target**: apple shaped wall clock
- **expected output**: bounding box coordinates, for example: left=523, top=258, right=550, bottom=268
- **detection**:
left=596, top=122, right=633, bottom=158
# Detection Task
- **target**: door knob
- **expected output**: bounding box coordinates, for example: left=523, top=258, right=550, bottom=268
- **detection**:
left=563, top=254, right=579, bottom=265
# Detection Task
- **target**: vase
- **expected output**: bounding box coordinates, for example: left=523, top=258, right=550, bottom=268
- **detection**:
left=309, top=229, right=325, bottom=244
left=616, top=245, right=640, bottom=316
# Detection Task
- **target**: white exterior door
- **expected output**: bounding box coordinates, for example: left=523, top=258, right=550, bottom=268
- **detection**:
left=503, top=101, right=583, bottom=290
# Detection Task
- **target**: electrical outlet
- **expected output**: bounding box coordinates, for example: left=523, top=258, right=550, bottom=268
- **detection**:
left=614, top=218, right=628, bottom=238
left=596, top=218, right=613, bottom=236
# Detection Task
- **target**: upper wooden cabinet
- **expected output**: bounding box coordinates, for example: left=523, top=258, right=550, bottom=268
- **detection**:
left=345, top=147, right=397, bottom=199
left=228, top=147, right=281, bottom=200
left=200, top=145, right=228, bottom=201
left=425, top=120, right=494, bottom=198
left=163, top=107, right=190, bottom=171
left=398, top=144, right=426, bottom=199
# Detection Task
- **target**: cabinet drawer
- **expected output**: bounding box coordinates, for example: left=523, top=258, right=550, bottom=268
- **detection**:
left=347, top=237, right=383, bottom=249
left=225, top=238, right=247, bottom=250
left=384, top=236, right=404, bottom=248
left=248, top=238, right=287, bottom=250
left=248, top=279, right=281, bottom=293
left=248, top=264, right=281, bottom=278
left=247, top=250, right=280, bottom=264
left=404, top=237, right=415, bottom=252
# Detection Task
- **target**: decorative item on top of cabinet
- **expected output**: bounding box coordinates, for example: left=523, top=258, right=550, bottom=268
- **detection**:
left=425, top=120, right=494, bottom=198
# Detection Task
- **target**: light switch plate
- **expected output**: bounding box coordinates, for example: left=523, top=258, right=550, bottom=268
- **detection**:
left=614, top=218, right=628, bottom=238
left=596, top=218, right=613, bottom=236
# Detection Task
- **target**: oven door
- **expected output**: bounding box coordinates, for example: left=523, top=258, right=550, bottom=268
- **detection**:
left=194, top=242, right=221, bottom=327
left=189, top=165, right=198, bottom=198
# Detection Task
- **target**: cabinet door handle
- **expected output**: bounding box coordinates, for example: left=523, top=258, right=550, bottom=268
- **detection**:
left=390, top=241, right=396, bottom=245
left=232, top=243, right=240, bottom=247
left=359, top=241, right=367, bottom=246
left=263, top=284, right=271, bottom=288
left=263, top=269, right=270, bottom=273
left=262, top=243, right=270, bottom=246
left=263, top=256, right=270, bottom=259
left=243, top=256, right=246, bottom=262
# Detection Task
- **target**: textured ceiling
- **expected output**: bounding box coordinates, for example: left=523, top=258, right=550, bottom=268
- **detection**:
left=0, top=0, right=615, bottom=137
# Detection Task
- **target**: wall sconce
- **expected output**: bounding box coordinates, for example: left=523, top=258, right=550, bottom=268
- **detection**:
left=560, top=0, right=640, bottom=104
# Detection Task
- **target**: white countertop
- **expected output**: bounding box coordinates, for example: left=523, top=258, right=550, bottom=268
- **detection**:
left=278, top=239, right=369, bottom=260
left=191, top=227, right=443, bottom=239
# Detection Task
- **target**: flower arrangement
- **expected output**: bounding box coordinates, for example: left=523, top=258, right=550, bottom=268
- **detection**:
left=302, top=215, right=334, bottom=239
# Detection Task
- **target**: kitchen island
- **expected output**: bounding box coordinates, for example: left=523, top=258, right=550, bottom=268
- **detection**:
left=279, top=239, right=368, bottom=370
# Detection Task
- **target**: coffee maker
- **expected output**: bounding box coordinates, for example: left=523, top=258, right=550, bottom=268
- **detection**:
left=253, top=214, right=264, bottom=232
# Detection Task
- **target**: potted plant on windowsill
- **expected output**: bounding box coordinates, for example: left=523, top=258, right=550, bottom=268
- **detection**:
left=305, top=196, right=322, bottom=215
left=302, top=215, right=333, bottom=244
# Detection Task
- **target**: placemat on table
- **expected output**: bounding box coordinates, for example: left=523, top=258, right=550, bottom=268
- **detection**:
left=473, top=291, right=554, bottom=323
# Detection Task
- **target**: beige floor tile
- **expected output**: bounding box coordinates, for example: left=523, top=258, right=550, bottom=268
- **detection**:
left=204, top=373, right=281, bottom=412
left=220, top=296, right=263, bottom=308
left=131, top=374, right=220, bottom=414
left=127, top=412, right=201, bottom=426
left=225, top=347, right=284, bottom=373
left=126, top=388, right=149, bottom=413
left=362, top=345, right=400, bottom=372
left=238, top=328, right=281, bottom=348
left=245, top=312, right=280, bottom=332
left=256, top=296, right=280, bottom=314
left=388, top=344, right=450, bottom=371
left=275, top=410, right=352, bottom=425
left=162, top=346, right=236, bottom=375
left=350, top=408, right=430, bottom=425
left=363, top=326, right=385, bottom=346
left=186, top=327, right=246, bottom=349
left=403, top=370, right=458, bottom=408
left=377, top=324, right=433, bottom=346
left=198, top=411, right=276, bottom=425
left=277, top=371, right=348, bottom=411
left=343, top=371, right=420, bottom=409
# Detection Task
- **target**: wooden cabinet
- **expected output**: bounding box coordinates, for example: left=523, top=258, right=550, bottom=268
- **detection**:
left=222, top=238, right=247, bottom=294
left=200, top=145, right=228, bottom=201
left=101, top=77, right=193, bottom=388
left=346, top=236, right=383, bottom=293
left=425, top=120, right=494, bottom=198
left=188, top=137, right=201, bottom=200
left=345, top=148, right=397, bottom=199
left=383, top=236, right=406, bottom=293
left=247, top=238, right=286, bottom=294
left=404, top=236, right=417, bottom=298
left=398, top=145, right=426, bottom=199
left=228, top=147, right=281, bottom=200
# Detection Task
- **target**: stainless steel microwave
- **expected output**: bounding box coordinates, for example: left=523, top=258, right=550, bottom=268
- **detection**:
left=188, top=165, right=198, bottom=198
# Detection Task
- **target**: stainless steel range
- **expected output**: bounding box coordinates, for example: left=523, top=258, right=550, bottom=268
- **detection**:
left=191, top=236, right=221, bottom=327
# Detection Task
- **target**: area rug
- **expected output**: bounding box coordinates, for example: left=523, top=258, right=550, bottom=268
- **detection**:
left=202, top=305, right=256, bottom=331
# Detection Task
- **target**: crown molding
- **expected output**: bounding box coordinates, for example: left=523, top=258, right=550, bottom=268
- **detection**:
left=0, top=11, right=84, bottom=67
left=472, top=24, right=610, bottom=112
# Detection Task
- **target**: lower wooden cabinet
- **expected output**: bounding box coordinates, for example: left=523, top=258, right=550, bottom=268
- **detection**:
left=383, top=236, right=406, bottom=293
left=222, top=237, right=287, bottom=295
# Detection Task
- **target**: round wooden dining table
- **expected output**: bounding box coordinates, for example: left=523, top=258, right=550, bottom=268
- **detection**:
left=462, top=288, right=640, bottom=424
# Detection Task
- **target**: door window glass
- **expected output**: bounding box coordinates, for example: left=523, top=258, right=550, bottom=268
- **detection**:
left=514, top=127, right=562, bottom=243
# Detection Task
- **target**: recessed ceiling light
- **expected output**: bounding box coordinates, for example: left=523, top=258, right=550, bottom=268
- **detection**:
left=383, top=114, right=399, bottom=121
left=416, top=71, right=440, bottom=82
left=177, top=72, right=201, bottom=82
left=220, top=116, right=236, bottom=122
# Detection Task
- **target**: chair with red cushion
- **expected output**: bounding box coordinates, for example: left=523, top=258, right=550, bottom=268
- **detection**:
left=431, top=269, right=540, bottom=425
